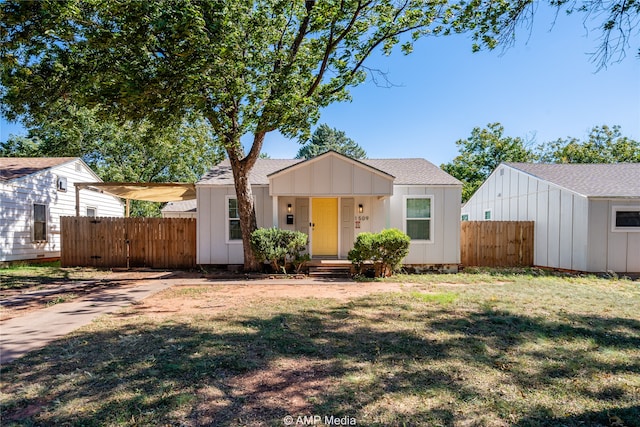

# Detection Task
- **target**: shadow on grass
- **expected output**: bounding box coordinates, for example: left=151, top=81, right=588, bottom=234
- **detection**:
left=1, top=296, right=639, bottom=426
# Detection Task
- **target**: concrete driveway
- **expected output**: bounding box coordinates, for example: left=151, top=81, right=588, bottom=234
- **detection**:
left=1, top=278, right=174, bottom=365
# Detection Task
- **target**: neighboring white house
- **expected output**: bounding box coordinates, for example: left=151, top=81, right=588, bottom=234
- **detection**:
left=161, top=199, right=197, bottom=218
left=196, top=151, right=462, bottom=269
left=462, top=162, right=640, bottom=273
left=0, top=157, right=124, bottom=262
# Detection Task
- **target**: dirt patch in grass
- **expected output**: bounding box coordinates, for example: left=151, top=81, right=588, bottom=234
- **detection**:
left=131, top=281, right=417, bottom=318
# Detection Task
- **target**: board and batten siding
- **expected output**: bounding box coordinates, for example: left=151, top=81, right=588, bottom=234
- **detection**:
left=1, top=160, right=123, bottom=262
left=462, top=165, right=589, bottom=271
left=389, top=185, right=461, bottom=265
left=269, top=154, right=393, bottom=196
left=197, top=185, right=272, bottom=264
left=462, top=164, right=639, bottom=273
left=587, top=200, right=640, bottom=273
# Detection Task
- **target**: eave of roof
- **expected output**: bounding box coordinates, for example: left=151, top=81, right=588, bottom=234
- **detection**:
left=0, top=157, right=79, bottom=182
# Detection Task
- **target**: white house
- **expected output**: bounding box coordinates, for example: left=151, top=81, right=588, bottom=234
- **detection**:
left=196, top=151, right=462, bottom=269
left=0, top=157, right=124, bottom=262
left=462, top=162, right=640, bottom=273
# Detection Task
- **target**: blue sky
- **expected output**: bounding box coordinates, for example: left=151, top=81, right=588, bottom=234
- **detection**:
left=1, top=5, right=639, bottom=167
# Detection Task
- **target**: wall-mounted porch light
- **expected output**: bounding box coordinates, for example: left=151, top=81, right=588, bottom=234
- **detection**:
left=287, top=203, right=292, bottom=213
left=358, top=204, right=364, bottom=213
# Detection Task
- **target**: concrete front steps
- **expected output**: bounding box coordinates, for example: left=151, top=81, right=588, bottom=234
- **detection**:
left=307, top=259, right=353, bottom=278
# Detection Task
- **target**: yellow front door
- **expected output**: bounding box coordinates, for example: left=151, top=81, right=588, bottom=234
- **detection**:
left=312, top=198, right=338, bottom=256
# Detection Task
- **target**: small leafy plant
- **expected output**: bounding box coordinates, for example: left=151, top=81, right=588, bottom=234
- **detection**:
left=348, top=228, right=410, bottom=277
left=250, top=228, right=308, bottom=273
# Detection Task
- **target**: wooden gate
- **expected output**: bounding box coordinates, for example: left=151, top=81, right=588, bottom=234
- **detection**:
left=460, top=221, right=534, bottom=267
left=61, top=217, right=196, bottom=269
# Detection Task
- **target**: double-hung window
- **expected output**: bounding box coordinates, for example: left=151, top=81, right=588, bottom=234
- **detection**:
left=227, top=197, right=242, bottom=241
left=405, top=196, right=432, bottom=241
left=33, top=203, right=47, bottom=242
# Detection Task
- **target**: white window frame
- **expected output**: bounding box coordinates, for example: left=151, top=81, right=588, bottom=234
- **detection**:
left=403, top=195, right=434, bottom=243
left=86, top=206, right=97, bottom=217
left=57, top=176, right=68, bottom=192
left=461, top=213, right=469, bottom=221
left=33, top=203, right=48, bottom=242
left=611, top=205, right=640, bottom=232
left=226, top=195, right=243, bottom=243
left=484, top=209, right=492, bottom=221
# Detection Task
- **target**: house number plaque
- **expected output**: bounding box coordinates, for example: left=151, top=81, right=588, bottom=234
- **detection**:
left=354, top=215, right=369, bottom=229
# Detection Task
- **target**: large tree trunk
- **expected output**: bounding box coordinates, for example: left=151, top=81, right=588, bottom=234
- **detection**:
left=226, top=131, right=266, bottom=271
left=229, top=156, right=260, bottom=271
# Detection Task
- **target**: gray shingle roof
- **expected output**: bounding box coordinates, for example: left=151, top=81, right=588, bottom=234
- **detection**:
left=198, top=157, right=461, bottom=186
left=0, top=157, right=78, bottom=182
left=362, top=158, right=461, bottom=185
left=162, top=199, right=197, bottom=212
left=504, top=162, right=640, bottom=197
left=198, top=159, right=301, bottom=185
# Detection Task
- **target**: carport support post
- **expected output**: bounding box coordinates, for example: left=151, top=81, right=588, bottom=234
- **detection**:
left=125, top=199, right=130, bottom=218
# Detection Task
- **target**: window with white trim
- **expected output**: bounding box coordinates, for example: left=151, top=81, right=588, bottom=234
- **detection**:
left=227, top=197, right=242, bottom=241
left=612, top=206, right=640, bottom=232
left=404, top=196, right=432, bottom=241
left=484, top=209, right=492, bottom=220
left=57, top=176, right=67, bottom=192
left=86, top=207, right=97, bottom=217
left=461, top=214, right=469, bottom=221
left=33, top=203, right=47, bottom=242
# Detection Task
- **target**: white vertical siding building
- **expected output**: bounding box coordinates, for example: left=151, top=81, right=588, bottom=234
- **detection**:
left=462, top=163, right=640, bottom=273
left=1, top=157, right=124, bottom=262
left=196, top=151, right=462, bottom=269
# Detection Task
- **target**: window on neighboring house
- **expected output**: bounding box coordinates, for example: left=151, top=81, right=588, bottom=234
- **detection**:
left=86, top=207, right=97, bottom=217
left=612, top=206, right=640, bottom=232
left=227, top=197, right=242, bottom=241
left=33, top=203, right=47, bottom=242
left=461, top=214, right=469, bottom=221
left=57, top=176, right=67, bottom=192
left=484, top=209, right=492, bottom=220
left=405, top=196, right=432, bottom=241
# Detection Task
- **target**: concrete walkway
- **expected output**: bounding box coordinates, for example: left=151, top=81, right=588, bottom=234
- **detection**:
left=0, top=279, right=174, bottom=365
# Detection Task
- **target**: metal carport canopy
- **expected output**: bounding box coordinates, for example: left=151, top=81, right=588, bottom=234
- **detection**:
left=74, top=182, right=196, bottom=217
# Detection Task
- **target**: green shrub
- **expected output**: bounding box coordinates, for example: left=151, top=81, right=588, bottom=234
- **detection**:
left=376, top=228, right=411, bottom=275
left=348, top=228, right=410, bottom=277
left=250, top=227, right=308, bottom=273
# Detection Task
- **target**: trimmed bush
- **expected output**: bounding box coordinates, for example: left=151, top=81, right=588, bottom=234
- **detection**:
left=348, top=228, right=410, bottom=277
left=250, top=227, right=308, bottom=273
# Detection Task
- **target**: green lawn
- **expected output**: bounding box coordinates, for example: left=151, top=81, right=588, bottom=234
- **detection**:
left=1, top=269, right=638, bottom=426
left=0, top=261, right=105, bottom=291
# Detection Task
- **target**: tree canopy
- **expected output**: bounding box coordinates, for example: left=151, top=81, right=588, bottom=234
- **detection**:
left=2, top=0, right=637, bottom=268
left=441, top=123, right=537, bottom=202
left=1, top=106, right=224, bottom=216
left=296, top=123, right=366, bottom=159
left=537, top=125, right=640, bottom=164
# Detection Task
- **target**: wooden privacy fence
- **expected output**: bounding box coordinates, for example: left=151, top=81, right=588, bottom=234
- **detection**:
left=460, top=221, right=534, bottom=267
left=61, top=217, right=196, bottom=269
